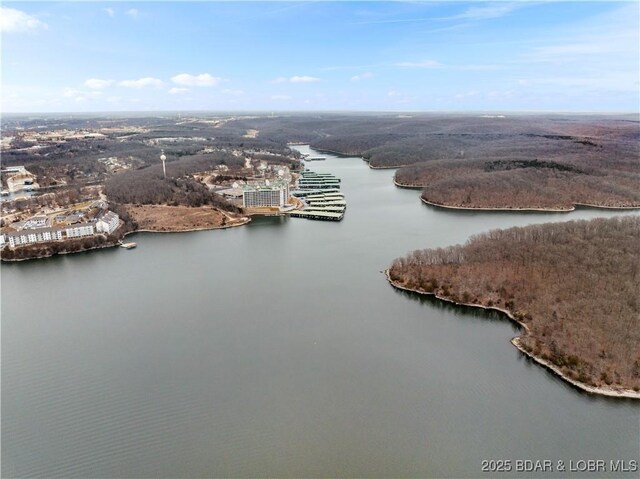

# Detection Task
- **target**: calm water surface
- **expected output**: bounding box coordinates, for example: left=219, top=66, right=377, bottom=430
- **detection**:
left=2, top=146, right=639, bottom=478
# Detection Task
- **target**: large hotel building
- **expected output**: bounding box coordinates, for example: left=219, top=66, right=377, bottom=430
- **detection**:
left=242, top=180, right=290, bottom=208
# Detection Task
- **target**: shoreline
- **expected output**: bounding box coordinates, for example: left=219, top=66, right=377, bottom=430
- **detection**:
left=123, top=216, right=251, bottom=236
left=420, top=196, right=640, bottom=213
left=368, top=163, right=406, bottom=170
left=384, top=269, right=640, bottom=399
left=393, top=178, right=424, bottom=190
left=303, top=144, right=408, bottom=170
left=1, top=241, right=119, bottom=262
left=1, top=213, right=251, bottom=262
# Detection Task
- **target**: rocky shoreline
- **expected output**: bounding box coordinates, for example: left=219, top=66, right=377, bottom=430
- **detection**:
left=384, top=270, right=640, bottom=399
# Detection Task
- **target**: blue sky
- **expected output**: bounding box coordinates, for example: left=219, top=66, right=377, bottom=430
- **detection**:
left=2, top=1, right=638, bottom=112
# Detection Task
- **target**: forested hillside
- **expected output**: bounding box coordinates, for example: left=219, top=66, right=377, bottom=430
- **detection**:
left=104, top=152, right=243, bottom=212
left=388, top=216, right=640, bottom=393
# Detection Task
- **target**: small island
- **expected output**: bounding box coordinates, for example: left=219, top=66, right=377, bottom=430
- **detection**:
left=387, top=216, right=640, bottom=398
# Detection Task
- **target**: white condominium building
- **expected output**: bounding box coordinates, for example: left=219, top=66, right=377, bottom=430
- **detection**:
left=5, top=227, right=64, bottom=248
left=242, top=180, right=290, bottom=208
left=65, top=223, right=95, bottom=238
left=96, top=211, right=120, bottom=234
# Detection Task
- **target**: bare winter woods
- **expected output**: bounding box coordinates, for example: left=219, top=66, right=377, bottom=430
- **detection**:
left=388, top=216, right=640, bottom=392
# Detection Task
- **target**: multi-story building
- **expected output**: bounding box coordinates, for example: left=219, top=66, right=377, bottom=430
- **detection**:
left=242, top=180, right=290, bottom=208
left=1, top=210, right=119, bottom=249
left=23, top=216, right=49, bottom=229
left=65, top=223, right=95, bottom=238
left=6, top=227, right=64, bottom=248
left=95, top=211, right=120, bottom=234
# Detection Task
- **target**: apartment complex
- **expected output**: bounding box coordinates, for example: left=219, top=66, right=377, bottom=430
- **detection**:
left=1, top=211, right=120, bottom=248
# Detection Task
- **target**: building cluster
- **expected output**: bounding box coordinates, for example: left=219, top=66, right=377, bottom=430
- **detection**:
left=2, top=166, right=39, bottom=194
left=0, top=210, right=120, bottom=249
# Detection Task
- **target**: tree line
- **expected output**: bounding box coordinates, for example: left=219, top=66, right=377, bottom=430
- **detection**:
left=389, top=216, right=640, bottom=392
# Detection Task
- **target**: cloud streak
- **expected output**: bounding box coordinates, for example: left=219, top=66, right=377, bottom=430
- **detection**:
left=396, top=60, right=441, bottom=68
left=171, top=73, right=223, bottom=87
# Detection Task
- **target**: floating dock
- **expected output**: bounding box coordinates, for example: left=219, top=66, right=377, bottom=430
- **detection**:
left=290, top=170, right=347, bottom=221
left=289, top=210, right=344, bottom=221
left=297, top=183, right=341, bottom=190
left=291, top=188, right=340, bottom=198
left=297, top=172, right=341, bottom=189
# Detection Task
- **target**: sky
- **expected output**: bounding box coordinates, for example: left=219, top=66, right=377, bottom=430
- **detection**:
left=1, top=1, right=638, bottom=113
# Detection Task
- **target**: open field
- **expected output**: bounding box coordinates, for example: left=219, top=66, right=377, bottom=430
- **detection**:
left=122, top=204, right=248, bottom=232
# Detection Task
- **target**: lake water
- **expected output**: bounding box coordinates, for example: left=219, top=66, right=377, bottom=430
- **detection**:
left=2, top=146, right=638, bottom=478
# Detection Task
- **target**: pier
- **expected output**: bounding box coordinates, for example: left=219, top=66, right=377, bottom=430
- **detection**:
left=289, top=170, right=347, bottom=221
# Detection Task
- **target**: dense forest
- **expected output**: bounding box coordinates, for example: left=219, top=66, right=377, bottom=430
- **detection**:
left=104, top=152, right=243, bottom=212
left=4, top=113, right=638, bottom=211
left=397, top=155, right=640, bottom=210
left=388, top=216, right=640, bottom=393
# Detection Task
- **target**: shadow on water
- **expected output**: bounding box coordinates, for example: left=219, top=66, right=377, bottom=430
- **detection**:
left=517, top=352, right=640, bottom=405
left=422, top=201, right=576, bottom=218
left=247, top=215, right=288, bottom=227
left=390, top=283, right=638, bottom=404
left=391, top=285, right=520, bottom=332
left=307, top=147, right=361, bottom=159
left=421, top=199, right=640, bottom=218
left=1, top=243, right=121, bottom=268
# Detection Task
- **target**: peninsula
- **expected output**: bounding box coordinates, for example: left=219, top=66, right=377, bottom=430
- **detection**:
left=387, top=216, right=640, bottom=398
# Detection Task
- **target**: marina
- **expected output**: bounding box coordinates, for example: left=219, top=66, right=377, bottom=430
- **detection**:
left=289, top=170, right=347, bottom=221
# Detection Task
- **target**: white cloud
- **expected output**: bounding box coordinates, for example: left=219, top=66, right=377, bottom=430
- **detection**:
left=271, top=95, right=292, bottom=101
left=290, top=76, right=320, bottom=83
left=103, top=8, right=115, bottom=18
left=0, top=7, right=47, bottom=33
left=126, top=9, right=139, bottom=19
left=272, top=76, right=320, bottom=84
left=168, top=87, right=189, bottom=95
left=171, top=73, right=223, bottom=87
left=351, top=72, right=373, bottom=81
left=396, top=60, right=441, bottom=68
left=84, top=78, right=113, bottom=90
left=387, top=90, right=400, bottom=97
left=118, top=77, right=163, bottom=88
